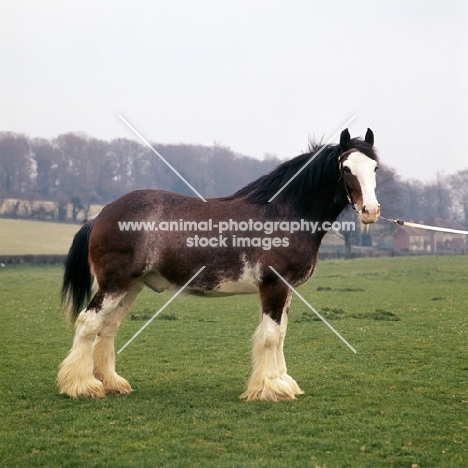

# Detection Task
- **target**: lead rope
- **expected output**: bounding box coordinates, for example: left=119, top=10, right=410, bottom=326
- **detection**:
left=379, top=215, right=468, bottom=235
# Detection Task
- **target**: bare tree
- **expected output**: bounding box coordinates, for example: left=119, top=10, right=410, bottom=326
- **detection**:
left=0, top=132, right=31, bottom=196
left=30, top=137, right=61, bottom=198
left=376, top=165, right=404, bottom=219
left=449, top=168, right=468, bottom=227
left=419, top=173, right=453, bottom=221
left=336, top=205, right=359, bottom=258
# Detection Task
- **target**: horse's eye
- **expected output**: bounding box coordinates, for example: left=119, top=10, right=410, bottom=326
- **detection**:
left=343, top=166, right=351, bottom=174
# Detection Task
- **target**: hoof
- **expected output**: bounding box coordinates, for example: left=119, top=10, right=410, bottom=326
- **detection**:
left=58, top=359, right=106, bottom=398
left=58, top=376, right=106, bottom=398
left=282, top=374, right=305, bottom=395
left=102, top=374, right=132, bottom=395
left=240, top=376, right=303, bottom=402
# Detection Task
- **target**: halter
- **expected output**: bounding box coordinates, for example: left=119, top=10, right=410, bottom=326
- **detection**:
left=338, top=149, right=358, bottom=210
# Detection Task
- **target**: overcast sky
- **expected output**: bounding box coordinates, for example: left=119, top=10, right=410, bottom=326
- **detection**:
left=2, top=0, right=467, bottom=181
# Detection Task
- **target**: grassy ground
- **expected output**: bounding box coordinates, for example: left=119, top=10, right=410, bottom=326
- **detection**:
left=1, top=256, right=468, bottom=467
left=0, top=219, right=80, bottom=255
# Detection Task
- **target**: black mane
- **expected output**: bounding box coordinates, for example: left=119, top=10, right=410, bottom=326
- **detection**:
left=223, top=137, right=378, bottom=204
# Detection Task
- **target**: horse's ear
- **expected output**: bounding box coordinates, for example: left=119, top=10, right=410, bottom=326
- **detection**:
left=365, top=128, right=374, bottom=146
left=340, top=129, right=351, bottom=151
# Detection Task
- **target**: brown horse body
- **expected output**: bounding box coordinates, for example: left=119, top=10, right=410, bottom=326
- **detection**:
left=58, top=129, right=380, bottom=401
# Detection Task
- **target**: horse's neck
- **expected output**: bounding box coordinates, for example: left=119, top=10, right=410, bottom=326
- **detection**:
left=289, top=184, right=348, bottom=222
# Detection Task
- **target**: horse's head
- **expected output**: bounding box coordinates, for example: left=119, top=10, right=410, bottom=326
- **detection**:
left=339, top=128, right=380, bottom=224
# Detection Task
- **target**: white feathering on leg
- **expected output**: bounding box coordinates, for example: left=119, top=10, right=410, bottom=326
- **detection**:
left=241, top=312, right=302, bottom=402
left=57, top=309, right=105, bottom=398
left=92, top=283, right=143, bottom=394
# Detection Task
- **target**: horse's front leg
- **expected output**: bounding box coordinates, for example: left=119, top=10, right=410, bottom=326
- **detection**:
left=277, top=306, right=304, bottom=397
left=240, top=281, right=303, bottom=401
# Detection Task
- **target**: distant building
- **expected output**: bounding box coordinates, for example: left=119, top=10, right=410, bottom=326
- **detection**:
left=393, top=219, right=467, bottom=253
left=429, top=218, right=467, bottom=253
left=394, top=225, right=431, bottom=253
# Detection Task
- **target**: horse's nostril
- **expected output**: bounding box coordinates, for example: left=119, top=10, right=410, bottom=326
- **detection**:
left=362, top=206, right=368, bottom=214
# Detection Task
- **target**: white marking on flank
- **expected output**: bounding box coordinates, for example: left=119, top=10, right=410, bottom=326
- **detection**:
left=117, top=266, right=206, bottom=354
left=268, top=266, right=357, bottom=353
left=118, top=114, right=207, bottom=202
left=267, top=115, right=356, bottom=202
left=216, top=262, right=260, bottom=294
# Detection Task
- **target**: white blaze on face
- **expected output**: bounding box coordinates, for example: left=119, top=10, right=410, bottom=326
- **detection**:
left=343, top=152, right=380, bottom=223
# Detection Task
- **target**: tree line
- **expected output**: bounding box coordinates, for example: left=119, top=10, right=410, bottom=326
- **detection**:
left=0, top=131, right=467, bottom=228
left=0, top=132, right=280, bottom=220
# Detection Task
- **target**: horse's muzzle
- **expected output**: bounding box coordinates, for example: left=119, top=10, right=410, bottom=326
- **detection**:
left=358, top=203, right=381, bottom=224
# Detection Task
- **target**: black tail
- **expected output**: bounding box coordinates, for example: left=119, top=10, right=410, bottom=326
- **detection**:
left=61, top=218, right=95, bottom=323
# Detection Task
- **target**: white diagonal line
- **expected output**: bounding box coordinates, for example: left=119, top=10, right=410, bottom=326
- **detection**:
left=268, top=115, right=356, bottom=202
left=269, top=266, right=357, bottom=353
left=117, top=266, right=206, bottom=354
left=118, top=114, right=207, bottom=202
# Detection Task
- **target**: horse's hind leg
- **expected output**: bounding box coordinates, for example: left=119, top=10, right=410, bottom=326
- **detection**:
left=92, top=282, right=143, bottom=394
left=58, top=290, right=127, bottom=398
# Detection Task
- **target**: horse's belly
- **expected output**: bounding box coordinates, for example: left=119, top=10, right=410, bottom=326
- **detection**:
left=217, top=263, right=259, bottom=295
left=215, top=279, right=258, bottom=295
left=192, top=264, right=260, bottom=297
left=143, top=264, right=260, bottom=297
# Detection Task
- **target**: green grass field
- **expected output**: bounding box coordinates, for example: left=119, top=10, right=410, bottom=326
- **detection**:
left=1, top=256, right=468, bottom=467
left=0, top=219, right=80, bottom=255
